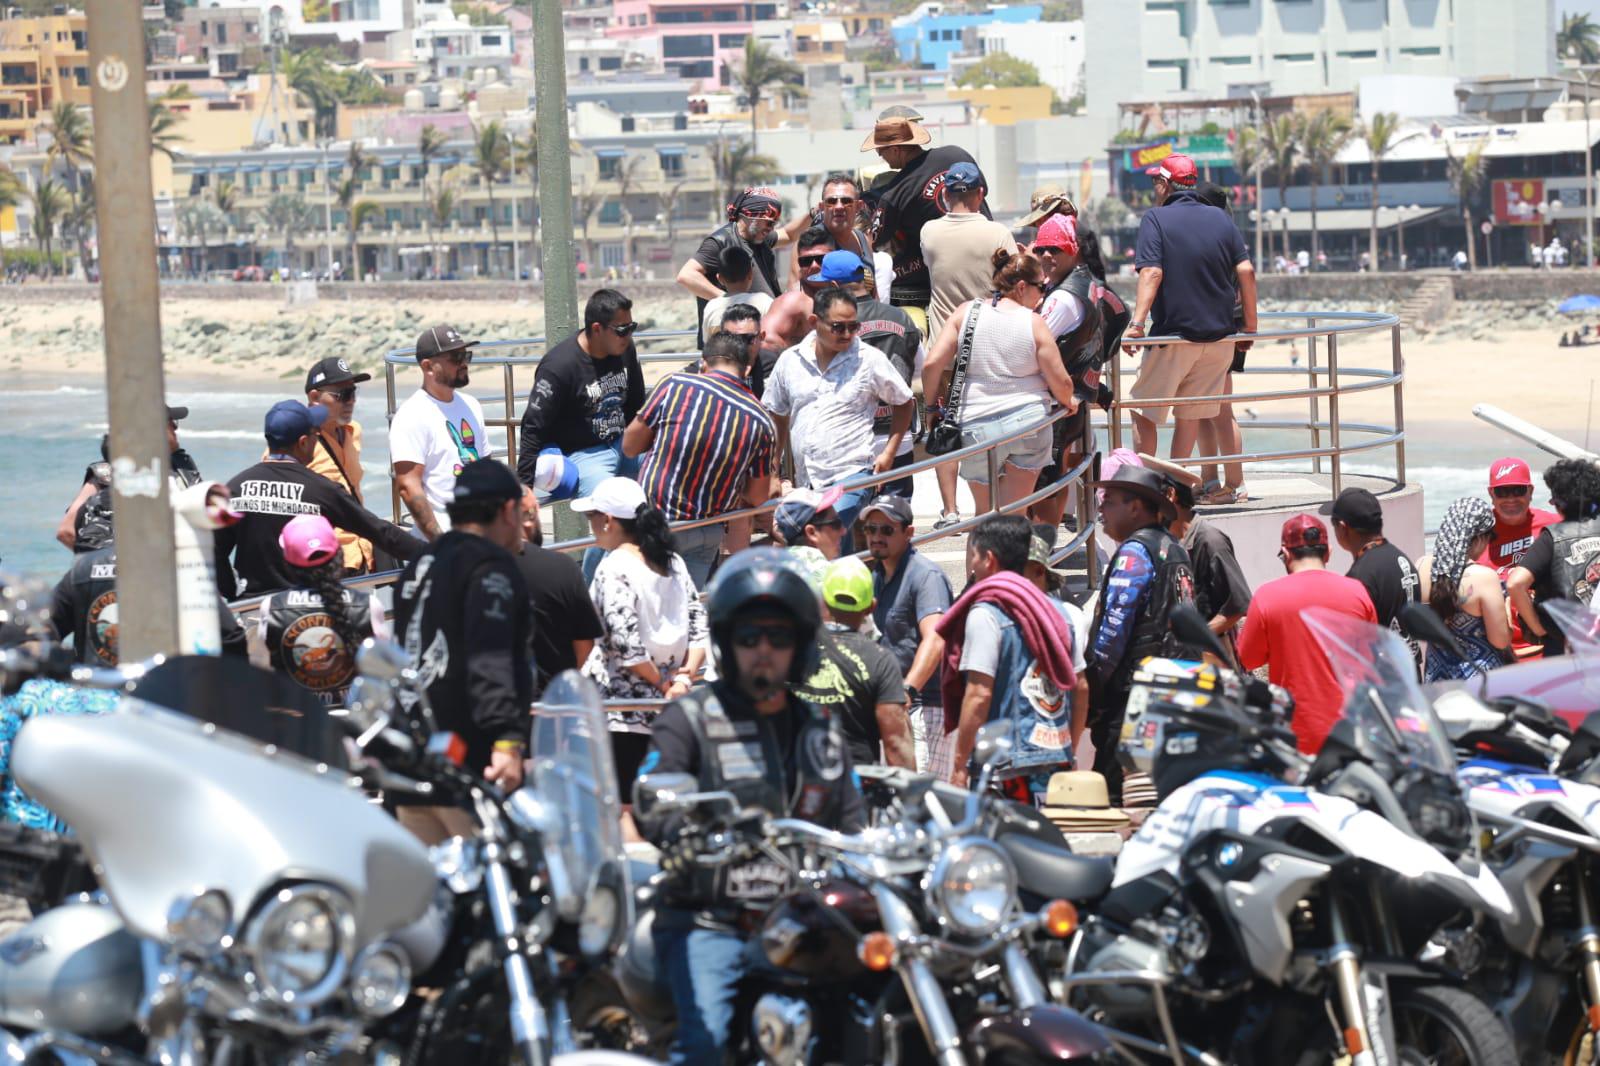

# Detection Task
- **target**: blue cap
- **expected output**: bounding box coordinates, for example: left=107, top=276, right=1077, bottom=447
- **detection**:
left=264, top=399, right=328, bottom=446
left=944, top=161, right=983, bottom=193
left=533, top=446, right=581, bottom=501
left=817, top=249, right=865, bottom=283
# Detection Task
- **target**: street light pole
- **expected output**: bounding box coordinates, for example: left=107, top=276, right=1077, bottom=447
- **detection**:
left=1251, top=90, right=1263, bottom=269
left=322, top=138, right=334, bottom=277
left=1587, top=72, right=1595, bottom=268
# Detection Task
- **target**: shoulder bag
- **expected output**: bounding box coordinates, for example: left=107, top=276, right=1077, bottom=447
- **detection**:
left=925, top=301, right=983, bottom=457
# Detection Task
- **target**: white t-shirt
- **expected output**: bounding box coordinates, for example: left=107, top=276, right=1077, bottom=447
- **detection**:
left=388, top=387, right=495, bottom=534
left=1040, top=288, right=1086, bottom=338
left=702, top=292, right=775, bottom=339
left=874, top=251, right=893, bottom=303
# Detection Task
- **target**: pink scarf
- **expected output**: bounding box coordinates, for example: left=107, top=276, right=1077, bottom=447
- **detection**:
left=935, top=570, right=1076, bottom=733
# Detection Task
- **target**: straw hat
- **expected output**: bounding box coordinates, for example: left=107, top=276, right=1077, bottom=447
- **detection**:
left=1039, top=771, right=1132, bottom=832
left=1136, top=453, right=1203, bottom=489
left=1019, top=183, right=1077, bottom=229
left=860, top=117, right=932, bottom=152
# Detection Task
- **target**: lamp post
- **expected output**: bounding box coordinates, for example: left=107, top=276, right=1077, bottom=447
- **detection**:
left=1250, top=89, right=1264, bottom=269
left=320, top=138, right=334, bottom=279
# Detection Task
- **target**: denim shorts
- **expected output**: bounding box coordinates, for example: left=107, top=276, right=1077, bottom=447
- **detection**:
left=957, top=403, right=1054, bottom=483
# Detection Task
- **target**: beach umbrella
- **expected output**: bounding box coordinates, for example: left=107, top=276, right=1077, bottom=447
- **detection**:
left=1559, top=294, right=1600, bottom=313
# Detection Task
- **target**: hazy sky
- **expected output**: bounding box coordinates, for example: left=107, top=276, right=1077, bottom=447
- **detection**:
left=1566, top=0, right=1600, bottom=18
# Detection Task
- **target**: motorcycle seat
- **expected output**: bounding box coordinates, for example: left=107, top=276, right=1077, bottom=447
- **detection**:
left=1000, top=833, right=1115, bottom=903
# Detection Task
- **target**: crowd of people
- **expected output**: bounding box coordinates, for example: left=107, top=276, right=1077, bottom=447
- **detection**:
left=41, top=108, right=1600, bottom=1066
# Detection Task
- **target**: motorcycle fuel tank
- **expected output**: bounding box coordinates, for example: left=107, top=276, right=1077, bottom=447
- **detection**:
left=12, top=702, right=436, bottom=948
left=0, top=903, right=142, bottom=1036
left=759, top=879, right=879, bottom=979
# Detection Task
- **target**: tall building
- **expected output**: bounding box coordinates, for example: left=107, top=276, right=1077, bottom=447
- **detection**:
left=1084, top=0, right=1556, bottom=130
left=0, top=13, right=90, bottom=145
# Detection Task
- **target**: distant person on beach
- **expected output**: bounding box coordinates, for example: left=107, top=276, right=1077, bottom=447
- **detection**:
left=1478, top=457, right=1559, bottom=656
left=299, top=356, right=376, bottom=573
left=57, top=407, right=201, bottom=551
left=390, top=325, right=495, bottom=542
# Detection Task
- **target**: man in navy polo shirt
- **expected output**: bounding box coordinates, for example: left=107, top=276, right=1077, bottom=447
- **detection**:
left=1124, top=154, right=1257, bottom=464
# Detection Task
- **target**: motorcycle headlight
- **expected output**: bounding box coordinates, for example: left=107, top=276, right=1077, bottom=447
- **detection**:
left=926, top=838, right=1015, bottom=938
left=166, top=888, right=232, bottom=955
left=242, top=884, right=357, bottom=1007
left=578, top=883, right=619, bottom=958
left=349, top=942, right=411, bottom=1018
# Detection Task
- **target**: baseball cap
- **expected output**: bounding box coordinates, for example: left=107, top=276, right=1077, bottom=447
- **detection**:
left=264, top=399, right=328, bottom=446
left=1027, top=534, right=1071, bottom=586
left=415, top=324, right=478, bottom=361
left=279, top=514, right=340, bottom=569
left=530, top=446, right=580, bottom=501
left=1489, top=457, right=1534, bottom=489
left=774, top=485, right=845, bottom=546
left=1280, top=513, right=1329, bottom=551
left=1032, top=214, right=1079, bottom=255
left=1319, top=487, right=1384, bottom=532
left=166, top=405, right=189, bottom=422
left=821, top=557, right=875, bottom=613
left=1144, top=153, right=1198, bottom=187
left=817, top=250, right=866, bottom=284
left=945, top=161, right=983, bottom=193
left=861, top=494, right=914, bottom=526
left=452, top=459, right=523, bottom=503
left=305, top=356, right=373, bottom=393
left=571, top=476, right=648, bottom=519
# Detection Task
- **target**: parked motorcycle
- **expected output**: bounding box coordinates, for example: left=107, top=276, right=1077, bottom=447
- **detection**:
left=1063, top=605, right=1517, bottom=1065
left=596, top=720, right=1115, bottom=1065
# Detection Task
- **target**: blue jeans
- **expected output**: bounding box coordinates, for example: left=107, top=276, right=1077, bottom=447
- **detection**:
left=674, top=522, right=724, bottom=590
left=571, top=442, right=640, bottom=582
left=653, top=916, right=753, bottom=1066
left=830, top=468, right=875, bottom=556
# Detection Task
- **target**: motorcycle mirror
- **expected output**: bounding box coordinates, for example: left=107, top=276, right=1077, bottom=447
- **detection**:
left=356, top=637, right=412, bottom=684
left=1397, top=603, right=1468, bottom=663
left=973, top=721, right=1013, bottom=769
left=1170, top=604, right=1229, bottom=663
left=633, top=772, right=699, bottom=819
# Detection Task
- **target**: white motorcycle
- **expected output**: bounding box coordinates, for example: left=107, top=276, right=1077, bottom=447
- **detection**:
left=1062, top=605, right=1516, bottom=1065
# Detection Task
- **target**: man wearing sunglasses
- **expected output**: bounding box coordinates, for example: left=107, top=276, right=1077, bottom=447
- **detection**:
left=302, top=356, right=375, bottom=573
left=758, top=225, right=837, bottom=353
left=678, top=185, right=789, bottom=348
left=1479, top=456, right=1559, bottom=656
left=785, top=173, right=879, bottom=295
left=391, top=325, right=494, bottom=542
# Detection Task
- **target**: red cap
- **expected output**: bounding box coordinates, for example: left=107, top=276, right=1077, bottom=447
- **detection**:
left=1144, top=154, right=1198, bottom=187
left=1488, top=457, right=1533, bottom=489
left=1281, top=513, right=1328, bottom=551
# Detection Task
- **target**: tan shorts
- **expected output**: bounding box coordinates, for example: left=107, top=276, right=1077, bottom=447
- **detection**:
left=1130, top=340, right=1234, bottom=423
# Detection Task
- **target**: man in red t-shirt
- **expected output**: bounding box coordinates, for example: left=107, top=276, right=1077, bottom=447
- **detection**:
left=1478, top=456, right=1559, bottom=655
left=1238, top=514, right=1377, bottom=753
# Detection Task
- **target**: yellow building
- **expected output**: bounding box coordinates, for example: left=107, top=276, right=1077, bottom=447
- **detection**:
left=0, top=13, right=91, bottom=144
left=947, top=85, right=1054, bottom=125
left=791, top=21, right=846, bottom=65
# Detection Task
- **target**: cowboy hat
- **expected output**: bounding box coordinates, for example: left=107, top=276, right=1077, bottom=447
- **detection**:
left=1039, top=771, right=1132, bottom=831
left=1092, top=465, right=1176, bottom=522
left=1136, top=452, right=1204, bottom=489
left=861, top=117, right=932, bottom=152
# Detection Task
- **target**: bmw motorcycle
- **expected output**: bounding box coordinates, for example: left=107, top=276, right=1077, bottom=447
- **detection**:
left=1063, top=605, right=1517, bottom=1065
left=599, top=720, right=1116, bottom=1065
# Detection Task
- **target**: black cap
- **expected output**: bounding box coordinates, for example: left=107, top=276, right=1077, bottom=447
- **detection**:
left=860, top=494, right=914, bottom=526
left=416, top=324, right=478, bottom=362
left=452, top=459, right=522, bottom=503
left=304, top=356, right=373, bottom=392
left=1319, top=487, right=1384, bottom=532
left=166, top=405, right=188, bottom=422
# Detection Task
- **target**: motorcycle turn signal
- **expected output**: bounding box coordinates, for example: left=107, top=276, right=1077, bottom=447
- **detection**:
left=857, top=932, right=896, bottom=972
left=1041, top=899, right=1079, bottom=939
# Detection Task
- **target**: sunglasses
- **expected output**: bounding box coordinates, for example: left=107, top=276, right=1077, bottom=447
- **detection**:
left=1019, top=277, right=1046, bottom=290
left=822, top=196, right=856, bottom=206
left=1492, top=485, right=1531, bottom=499
left=442, top=350, right=472, bottom=364
left=731, top=622, right=799, bottom=649
left=799, top=255, right=826, bottom=267
left=327, top=386, right=358, bottom=403
left=740, top=208, right=779, bottom=221
left=861, top=523, right=902, bottom=536
left=809, top=515, right=843, bottom=530
left=823, top=320, right=862, bottom=335
left=607, top=322, right=640, bottom=337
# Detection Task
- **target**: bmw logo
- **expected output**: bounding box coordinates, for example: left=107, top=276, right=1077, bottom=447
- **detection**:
left=1217, top=842, right=1243, bottom=868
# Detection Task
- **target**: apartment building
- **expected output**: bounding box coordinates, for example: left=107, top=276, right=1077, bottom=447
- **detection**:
left=0, top=13, right=89, bottom=145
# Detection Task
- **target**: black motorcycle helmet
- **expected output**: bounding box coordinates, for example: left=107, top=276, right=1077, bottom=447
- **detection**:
left=705, top=548, right=822, bottom=687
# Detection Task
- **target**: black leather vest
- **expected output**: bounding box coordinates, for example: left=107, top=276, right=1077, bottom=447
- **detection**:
left=1090, top=525, right=1199, bottom=703
left=1547, top=515, right=1600, bottom=603
left=1047, top=265, right=1130, bottom=384
left=858, top=297, right=918, bottom=437
left=62, top=546, right=121, bottom=665
left=262, top=588, right=373, bottom=705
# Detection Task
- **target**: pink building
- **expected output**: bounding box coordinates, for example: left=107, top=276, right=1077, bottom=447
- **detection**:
left=606, top=0, right=780, bottom=86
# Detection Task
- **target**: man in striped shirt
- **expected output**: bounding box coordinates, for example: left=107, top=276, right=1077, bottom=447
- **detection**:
left=622, top=332, right=777, bottom=589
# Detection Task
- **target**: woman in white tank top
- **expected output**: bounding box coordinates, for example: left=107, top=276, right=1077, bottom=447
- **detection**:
left=921, top=249, right=1080, bottom=513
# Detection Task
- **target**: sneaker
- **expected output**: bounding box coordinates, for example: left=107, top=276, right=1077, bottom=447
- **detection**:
left=933, top=511, right=961, bottom=531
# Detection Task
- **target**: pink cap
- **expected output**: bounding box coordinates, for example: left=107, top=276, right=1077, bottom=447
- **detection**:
left=1033, top=214, right=1079, bottom=255
left=279, top=514, right=340, bottom=568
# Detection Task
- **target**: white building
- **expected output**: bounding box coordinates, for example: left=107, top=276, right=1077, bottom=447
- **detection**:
left=1084, top=0, right=1557, bottom=135
left=389, top=10, right=515, bottom=82
left=976, top=20, right=1083, bottom=102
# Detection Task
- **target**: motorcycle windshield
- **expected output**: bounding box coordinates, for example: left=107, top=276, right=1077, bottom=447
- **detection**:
left=528, top=671, right=624, bottom=901
left=1303, top=606, right=1457, bottom=775
left=1545, top=598, right=1600, bottom=670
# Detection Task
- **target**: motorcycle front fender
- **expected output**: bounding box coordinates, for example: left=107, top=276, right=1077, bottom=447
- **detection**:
left=967, top=1004, right=1113, bottom=1062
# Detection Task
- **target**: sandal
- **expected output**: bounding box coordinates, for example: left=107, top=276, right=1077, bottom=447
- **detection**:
left=1198, top=484, right=1248, bottom=505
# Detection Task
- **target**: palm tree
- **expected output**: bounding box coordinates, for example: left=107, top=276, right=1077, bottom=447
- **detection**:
left=46, top=101, right=92, bottom=276
left=1258, top=113, right=1300, bottom=262
left=177, top=198, right=226, bottom=276
left=611, top=153, right=646, bottom=268
left=430, top=184, right=456, bottom=276
left=1230, top=126, right=1263, bottom=262
left=710, top=139, right=780, bottom=210
left=148, top=100, right=184, bottom=160
left=1447, top=142, right=1488, bottom=271
left=260, top=193, right=316, bottom=270
left=284, top=48, right=337, bottom=140
left=1360, top=112, right=1402, bottom=271
left=471, top=119, right=512, bottom=276
left=574, top=185, right=604, bottom=270
left=211, top=177, right=240, bottom=221
left=0, top=165, right=20, bottom=212
left=1560, top=13, right=1600, bottom=66
left=736, top=38, right=806, bottom=152
left=418, top=124, right=448, bottom=277
left=1296, top=108, right=1353, bottom=265
left=29, top=179, right=69, bottom=277
left=655, top=179, right=687, bottom=248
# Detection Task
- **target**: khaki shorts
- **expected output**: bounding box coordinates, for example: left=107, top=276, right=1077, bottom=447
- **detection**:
left=1130, top=340, right=1233, bottom=423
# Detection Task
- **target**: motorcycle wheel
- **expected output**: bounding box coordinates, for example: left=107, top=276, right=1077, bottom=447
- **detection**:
left=1391, top=985, right=1516, bottom=1066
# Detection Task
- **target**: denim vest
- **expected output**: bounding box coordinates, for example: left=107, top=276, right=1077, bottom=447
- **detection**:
left=974, top=601, right=1075, bottom=778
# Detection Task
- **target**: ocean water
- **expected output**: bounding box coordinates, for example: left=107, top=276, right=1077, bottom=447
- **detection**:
left=0, top=377, right=1555, bottom=585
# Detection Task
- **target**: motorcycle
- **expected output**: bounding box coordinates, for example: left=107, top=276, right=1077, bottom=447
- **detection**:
left=596, top=720, right=1115, bottom=1065
left=1063, top=605, right=1517, bottom=1065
